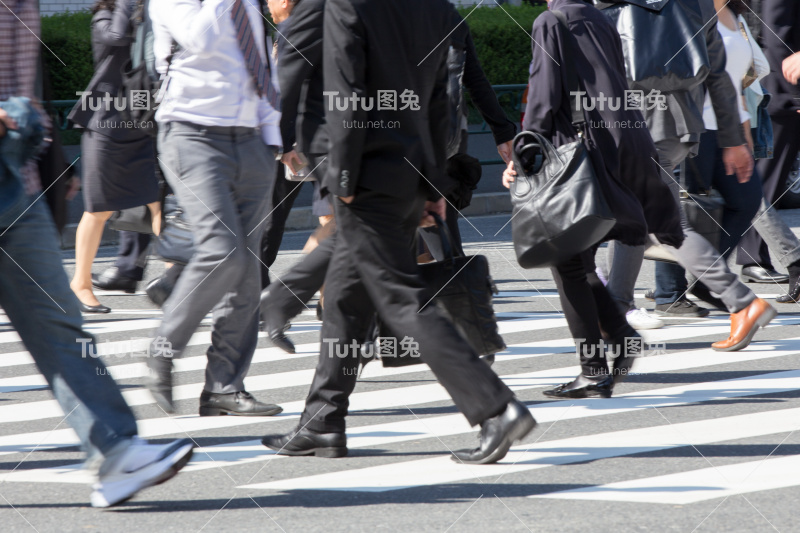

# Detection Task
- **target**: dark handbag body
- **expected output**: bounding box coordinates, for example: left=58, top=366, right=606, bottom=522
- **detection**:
left=599, top=0, right=710, bottom=93
left=644, top=190, right=724, bottom=263
left=379, top=214, right=506, bottom=367
left=156, top=194, right=194, bottom=265
left=682, top=190, right=724, bottom=250
left=509, top=11, right=616, bottom=269
left=109, top=205, right=153, bottom=234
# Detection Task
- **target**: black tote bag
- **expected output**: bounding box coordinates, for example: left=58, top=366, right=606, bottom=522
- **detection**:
left=509, top=11, right=616, bottom=269
left=379, top=214, right=506, bottom=367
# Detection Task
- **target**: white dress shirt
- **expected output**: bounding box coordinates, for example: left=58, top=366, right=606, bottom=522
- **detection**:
left=150, top=0, right=281, bottom=147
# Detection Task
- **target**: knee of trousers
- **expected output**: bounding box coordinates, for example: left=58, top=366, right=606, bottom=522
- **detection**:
left=194, top=241, right=249, bottom=280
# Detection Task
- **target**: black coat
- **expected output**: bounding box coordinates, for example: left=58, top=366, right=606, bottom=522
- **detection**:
left=759, top=0, right=800, bottom=116
left=278, top=0, right=329, bottom=155
left=322, top=0, right=459, bottom=201
left=523, top=0, right=683, bottom=247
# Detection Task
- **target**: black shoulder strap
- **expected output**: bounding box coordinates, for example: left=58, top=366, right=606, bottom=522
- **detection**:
left=550, top=10, right=585, bottom=126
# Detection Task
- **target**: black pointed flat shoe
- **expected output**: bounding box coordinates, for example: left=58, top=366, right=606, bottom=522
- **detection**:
left=79, top=301, right=111, bottom=314
left=543, top=374, right=614, bottom=399
left=451, top=399, right=537, bottom=465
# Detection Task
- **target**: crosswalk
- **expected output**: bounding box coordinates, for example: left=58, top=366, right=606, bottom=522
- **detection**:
left=1, top=291, right=799, bottom=513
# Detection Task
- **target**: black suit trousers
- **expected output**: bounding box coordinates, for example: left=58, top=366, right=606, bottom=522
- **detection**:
left=114, top=230, right=151, bottom=281
left=298, top=188, right=513, bottom=433
left=260, top=164, right=304, bottom=288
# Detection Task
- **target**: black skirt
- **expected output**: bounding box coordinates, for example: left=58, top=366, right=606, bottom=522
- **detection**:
left=81, top=129, right=158, bottom=213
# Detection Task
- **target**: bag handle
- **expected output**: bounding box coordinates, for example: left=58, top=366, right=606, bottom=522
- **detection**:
left=511, top=130, right=562, bottom=172
left=426, top=211, right=462, bottom=263
left=550, top=11, right=586, bottom=127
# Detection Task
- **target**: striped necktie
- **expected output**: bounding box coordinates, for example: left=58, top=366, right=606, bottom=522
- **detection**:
left=230, top=0, right=279, bottom=109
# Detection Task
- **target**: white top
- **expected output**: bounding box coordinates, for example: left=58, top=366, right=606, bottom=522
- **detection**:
left=702, top=21, right=753, bottom=130
left=150, top=0, right=281, bottom=147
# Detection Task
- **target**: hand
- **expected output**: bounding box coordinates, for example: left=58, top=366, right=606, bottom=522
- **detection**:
left=338, top=195, right=354, bottom=204
left=497, top=141, right=513, bottom=164
left=281, top=150, right=305, bottom=174
left=0, top=108, right=18, bottom=138
left=722, top=145, right=754, bottom=183
left=783, top=52, right=800, bottom=85
left=501, top=160, right=517, bottom=189
left=65, top=176, right=81, bottom=202
left=419, top=197, right=446, bottom=227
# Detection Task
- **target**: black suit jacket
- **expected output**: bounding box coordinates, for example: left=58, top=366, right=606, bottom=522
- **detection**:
left=68, top=2, right=142, bottom=140
left=322, top=0, right=460, bottom=201
left=759, top=0, right=800, bottom=116
left=278, top=0, right=328, bottom=155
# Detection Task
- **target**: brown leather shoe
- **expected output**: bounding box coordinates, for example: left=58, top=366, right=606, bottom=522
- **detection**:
left=711, top=298, right=777, bottom=352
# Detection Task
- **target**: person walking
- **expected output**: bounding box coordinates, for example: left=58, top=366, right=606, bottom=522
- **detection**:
left=68, top=0, right=161, bottom=313
left=504, top=0, right=684, bottom=398
left=263, top=0, right=536, bottom=465
left=735, top=0, right=800, bottom=285
left=145, top=0, right=283, bottom=417
left=1, top=90, right=191, bottom=513
left=596, top=0, right=777, bottom=351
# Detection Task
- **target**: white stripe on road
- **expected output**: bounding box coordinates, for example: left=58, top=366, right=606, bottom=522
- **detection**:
left=531, top=455, right=800, bottom=504
left=4, top=366, right=800, bottom=481
left=238, top=406, right=800, bottom=493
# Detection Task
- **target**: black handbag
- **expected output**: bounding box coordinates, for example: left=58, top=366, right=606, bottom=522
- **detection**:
left=644, top=189, right=724, bottom=263
left=379, top=214, right=506, bottom=367
left=597, top=0, right=710, bottom=94
left=155, top=194, right=194, bottom=265
left=108, top=205, right=153, bottom=234
left=509, top=11, right=616, bottom=270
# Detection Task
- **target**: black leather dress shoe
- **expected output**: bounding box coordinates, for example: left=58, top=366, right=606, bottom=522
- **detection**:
left=145, top=275, right=175, bottom=307
left=262, top=426, right=347, bottom=457
left=742, top=265, right=789, bottom=284
left=260, top=290, right=295, bottom=354
left=451, top=399, right=536, bottom=465
left=79, top=301, right=111, bottom=314
left=92, top=267, right=138, bottom=294
left=146, top=355, right=174, bottom=413
left=543, top=374, right=614, bottom=399
left=199, top=391, right=282, bottom=416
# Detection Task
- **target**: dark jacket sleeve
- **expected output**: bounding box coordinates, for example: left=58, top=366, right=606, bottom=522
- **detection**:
left=522, top=17, right=562, bottom=137
left=322, top=0, right=367, bottom=198
left=760, top=0, right=800, bottom=114
left=462, top=32, right=516, bottom=145
left=93, top=2, right=132, bottom=47
left=704, top=15, right=746, bottom=147
left=278, top=1, right=324, bottom=153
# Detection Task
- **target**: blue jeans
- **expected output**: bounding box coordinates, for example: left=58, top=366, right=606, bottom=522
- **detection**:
left=0, top=201, right=137, bottom=464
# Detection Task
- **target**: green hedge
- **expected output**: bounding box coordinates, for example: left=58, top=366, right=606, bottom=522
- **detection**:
left=41, top=5, right=543, bottom=101
left=42, top=11, right=94, bottom=101
left=458, top=4, right=545, bottom=85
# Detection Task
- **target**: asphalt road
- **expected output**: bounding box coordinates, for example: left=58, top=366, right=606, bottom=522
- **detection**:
left=1, top=212, right=800, bottom=533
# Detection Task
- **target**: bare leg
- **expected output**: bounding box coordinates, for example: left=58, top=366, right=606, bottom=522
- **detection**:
left=70, top=211, right=112, bottom=306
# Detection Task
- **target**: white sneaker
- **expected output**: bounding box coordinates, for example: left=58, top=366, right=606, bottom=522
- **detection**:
left=91, top=437, right=194, bottom=508
left=626, top=308, right=664, bottom=330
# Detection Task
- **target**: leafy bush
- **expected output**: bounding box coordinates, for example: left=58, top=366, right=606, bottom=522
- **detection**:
left=41, top=10, right=94, bottom=101
left=458, top=4, right=546, bottom=85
